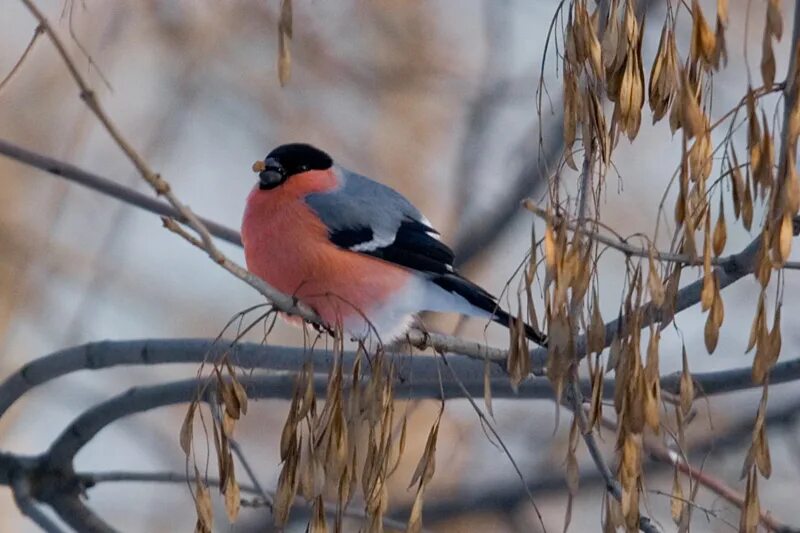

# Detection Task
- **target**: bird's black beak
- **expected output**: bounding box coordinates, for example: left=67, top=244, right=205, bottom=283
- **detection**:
left=253, top=158, right=286, bottom=190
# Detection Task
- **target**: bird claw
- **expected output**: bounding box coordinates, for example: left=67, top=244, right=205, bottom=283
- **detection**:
left=311, top=322, right=336, bottom=338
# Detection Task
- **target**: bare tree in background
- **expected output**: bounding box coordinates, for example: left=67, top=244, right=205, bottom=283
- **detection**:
left=1, top=1, right=800, bottom=533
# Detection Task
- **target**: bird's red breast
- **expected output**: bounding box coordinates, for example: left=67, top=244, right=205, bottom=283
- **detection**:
left=241, top=169, right=412, bottom=334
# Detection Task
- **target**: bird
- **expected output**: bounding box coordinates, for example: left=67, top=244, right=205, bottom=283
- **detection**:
left=241, top=143, right=547, bottom=346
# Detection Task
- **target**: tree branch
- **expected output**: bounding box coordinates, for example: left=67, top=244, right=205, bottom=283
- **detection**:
left=0, top=339, right=546, bottom=421
left=46, top=495, right=115, bottom=533
left=525, top=200, right=800, bottom=270
left=0, top=138, right=242, bottom=246
left=3, top=340, right=798, bottom=429
left=18, top=0, right=321, bottom=326
left=1, top=344, right=799, bottom=529
left=10, top=476, right=67, bottom=533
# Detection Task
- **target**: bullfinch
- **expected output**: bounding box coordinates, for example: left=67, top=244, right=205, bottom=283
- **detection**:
left=241, top=143, right=547, bottom=346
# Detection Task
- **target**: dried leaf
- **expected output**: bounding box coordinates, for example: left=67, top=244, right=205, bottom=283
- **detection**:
left=588, top=290, right=606, bottom=354
left=274, top=434, right=299, bottom=526
left=545, top=221, right=557, bottom=284
left=743, top=171, right=755, bottom=230
left=644, top=327, right=661, bottom=432
left=647, top=250, right=664, bottom=306
left=565, top=421, right=580, bottom=495
left=778, top=213, right=793, bottom=263
left=277, top=0, right=293, bottom=87
left=602, top=4, right=620, bottom=70
left=690, top=0, right=716, bottom=68
left=180, top=402, right=196, bottom=456
left=483, top=360, right=494, bottom=418
left=712, top=278, right=725, bottom=328
left=767, top=0, right=783, bottom=40
left=730, top=149, right=745, bottom=219
left=649, top=23, right=678, bottom=122
left=713, top=200, right=727, bottom=256
left=309, top=496, right=327, bottom=533
left=660, top=264, right=682, bottom=328
left=742, top=384, right=772, bottom=484
left=231, top=377, right=249, bottom=416
left=713, top=0, right=729, bottom=68
left=671, top=467, right=684, bottom=524
left=194, top=468, right=213, bottom=532
left=747, top=92, right=762, bottom=176
left=408, top=418, right=439, bottom=489
left=679, top=345, right=693, bottom=415
left=584, top=9, right=603, bottom=79
left=589, top=354, right=605, bottom=429
left=701, top=272, right=715, bottom=312
left=704, top=310, right=719, bottom=354
left=717, top=0, right=729, bottom=25
left=222, top=409, right=236, bottom=438
left=224, top=470, right=241, bottom=523
left=679, top=68, right=705, bottom=139
left=748, top=291, right=766, bottom=355
left=769, top=304, right=782, bottom=366
left=755, top=422, right=772, bottom=478
left=547, top=309, right=573, bottom=402
left=739, top=466, right=760, bottom=533
left=406, top=480, right=425, bottom=533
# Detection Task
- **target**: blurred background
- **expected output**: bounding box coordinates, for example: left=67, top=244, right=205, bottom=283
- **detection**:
left=0, top=0, right=799, bottom=531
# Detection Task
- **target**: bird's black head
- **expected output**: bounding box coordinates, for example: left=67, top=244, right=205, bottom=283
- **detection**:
left=253, top=143, right=333, bottom=190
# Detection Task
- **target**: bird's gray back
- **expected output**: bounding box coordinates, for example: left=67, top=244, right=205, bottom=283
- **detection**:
left=304, top=166, right=425, bottom=242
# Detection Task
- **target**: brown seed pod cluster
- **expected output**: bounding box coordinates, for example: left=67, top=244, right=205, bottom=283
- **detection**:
left=536, top=0, right=798, bottom=530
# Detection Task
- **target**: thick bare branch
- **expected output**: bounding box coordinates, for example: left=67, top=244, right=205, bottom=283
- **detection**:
left=47, top=495, right=115, bottom=533
left=10, top=476, right=66, bottom=533
left=3, top=340, right=799, bottom=429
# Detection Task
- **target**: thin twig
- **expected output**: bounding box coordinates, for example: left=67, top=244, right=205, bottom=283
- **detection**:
left=392, top=395, right=800, bottom=525
left=646, top=441, right=794, bottom=532
left=18, top=0, right=320, bottom=325
left=0, top=138, right=242, bottom=245
left=0, top=24, right=43, bottom=95
left=524, top=199, right=800, bottom=270
left=587, top=406, right=795, bottom=532
left=565, top=114, right=661, bottom=531
left=206, top=389, right=270, bottom=503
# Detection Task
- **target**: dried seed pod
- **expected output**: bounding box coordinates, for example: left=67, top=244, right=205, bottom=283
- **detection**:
left=712, top=0, right=729, bottom=69
left=649, top=23, right=679, bottom=122
left=713, top=197, right=727, bottom=256
left=690, top=0, right=716, bottom=69
left=730, top=147, right=745, bottom=219
left=679, top=345, right=694, bottom=415
left=679, top=68, right=706, bottom=139
left=277, top=0, right=293, bottom=86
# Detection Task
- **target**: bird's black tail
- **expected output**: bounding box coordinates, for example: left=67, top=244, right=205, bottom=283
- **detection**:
left=491, top=307, right=548, bottom=347
left=431, top=273, right=548, bottom=347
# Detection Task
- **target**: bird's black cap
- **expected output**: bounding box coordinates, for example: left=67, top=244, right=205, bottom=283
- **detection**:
left=254, top=143, right=333, bottom=190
